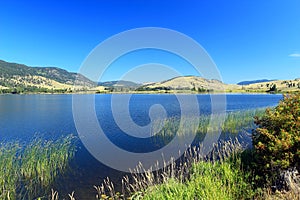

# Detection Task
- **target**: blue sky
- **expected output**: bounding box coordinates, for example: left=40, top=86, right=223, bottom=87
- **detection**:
left=0, top=0, right=299, bottom=83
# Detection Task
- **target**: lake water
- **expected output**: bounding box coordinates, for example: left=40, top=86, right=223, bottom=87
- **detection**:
left=0, top=93, right=283, bottom=198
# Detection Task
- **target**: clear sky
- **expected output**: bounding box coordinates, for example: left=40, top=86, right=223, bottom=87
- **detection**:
left=0, top=0, right=299, bottom=83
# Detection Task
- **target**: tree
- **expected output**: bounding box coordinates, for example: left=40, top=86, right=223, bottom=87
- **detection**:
left=197, top=87, right=206, bottom=93
left=268, top=84, right=277, bottom=92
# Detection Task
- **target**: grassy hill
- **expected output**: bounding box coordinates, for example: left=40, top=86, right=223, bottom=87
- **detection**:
left=0, top=60, right=95, bottom=93
left=137, top=76, right=239, bottom=93
left=136, top=76, right=300, bottom=93
left=242, top=79, right=300, bottom=92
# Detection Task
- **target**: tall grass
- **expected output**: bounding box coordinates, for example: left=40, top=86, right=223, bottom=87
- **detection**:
left=151, top=108, right=265, bottom=145
left=94, top=139, right=255, bottom=199
left=0, top=134, right=76, bottom=200
left=0, top=143, right=19, bottom=200
left=140, top=158, right=253, bottom=200
left=221, top=109, right=264, bottom=134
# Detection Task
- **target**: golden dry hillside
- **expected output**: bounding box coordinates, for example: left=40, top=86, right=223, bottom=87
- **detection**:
left=242, top=79, right=300, bottom=92
left=139, top=76, right=240, bottom=92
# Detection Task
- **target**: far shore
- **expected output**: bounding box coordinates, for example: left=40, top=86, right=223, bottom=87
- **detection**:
left=0, top=89, right=291, bottom=95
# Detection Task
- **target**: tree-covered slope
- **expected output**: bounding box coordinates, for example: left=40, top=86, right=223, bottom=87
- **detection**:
left=0, top=60, right=95, bottom=88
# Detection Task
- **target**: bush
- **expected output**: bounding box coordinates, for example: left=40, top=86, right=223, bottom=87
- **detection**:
left=252, top=93, right=300, bottom=185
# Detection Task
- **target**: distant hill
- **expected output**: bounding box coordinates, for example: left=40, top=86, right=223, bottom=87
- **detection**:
left=138, top=76, right=239, bottom=92
left=242, top=79, right=300, bottom=92
left=0, top=60, right=95, bottom=91
left=98, top=80, right=141, bottom=88
left=237, top=79, right=275, bottom=85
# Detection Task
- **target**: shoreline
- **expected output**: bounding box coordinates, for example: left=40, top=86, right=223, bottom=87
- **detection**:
left=0, top=90, right=292, bottom=95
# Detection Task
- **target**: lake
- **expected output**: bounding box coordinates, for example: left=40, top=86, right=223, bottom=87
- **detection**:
left=0, top=93, right=283, bottom=198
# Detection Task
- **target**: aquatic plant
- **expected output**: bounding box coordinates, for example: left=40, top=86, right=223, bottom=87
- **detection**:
left=0, top=143, right=20, bottom=200
left=150, top=108, right=265, bottom=145
left=0, top=134, right=76, bottom=200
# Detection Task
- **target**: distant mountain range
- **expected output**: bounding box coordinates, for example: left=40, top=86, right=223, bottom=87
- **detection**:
left=237, top=79, right=276, bottom=85
left=0, top=59, right=299, bottom=93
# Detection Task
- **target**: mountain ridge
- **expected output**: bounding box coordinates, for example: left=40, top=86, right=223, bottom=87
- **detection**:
left=98, top=80, right=141, bottom=88
left=237, top=79, right=276, bottom=85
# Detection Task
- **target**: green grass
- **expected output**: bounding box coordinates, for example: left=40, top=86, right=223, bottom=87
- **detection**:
left=137, top=154, right=253, bottom=200
left=0, top=134, right=76, bottom=200
left=92, top=142, right=300, bottom=200
left=94, top=140, right=257, bottom=200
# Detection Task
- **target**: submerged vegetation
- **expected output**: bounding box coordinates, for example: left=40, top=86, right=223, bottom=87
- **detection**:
left=0, top=134, right=76, bottom=200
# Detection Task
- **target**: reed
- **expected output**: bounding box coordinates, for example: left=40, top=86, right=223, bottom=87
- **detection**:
left=150, top=108, right=265, bottom=145
left=0, top=134, right=76, bottom=200
left=0, top=142, right=20, bottom=200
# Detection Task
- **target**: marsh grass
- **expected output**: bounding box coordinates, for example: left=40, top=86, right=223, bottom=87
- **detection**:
left=0, top=134, right=76, bottom=200
left=150, top=108, right=265, bottom=145
left=221, top=109, right=264, bottom=134
left=0, top=143, right=19, bottom=200
left=94, top=139, right=255, bottom=199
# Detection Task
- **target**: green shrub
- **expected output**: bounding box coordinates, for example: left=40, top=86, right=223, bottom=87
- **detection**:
left=252, top=93, right=300, bottom=184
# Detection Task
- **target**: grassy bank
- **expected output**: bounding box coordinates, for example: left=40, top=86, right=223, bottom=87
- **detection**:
left=95, top=140, right=256, bottom=200
left=136, top=152, right=253, bottom=199
left=0, top=135, right=76, bottom=200
left=94, top=139, right=299, bottom=200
